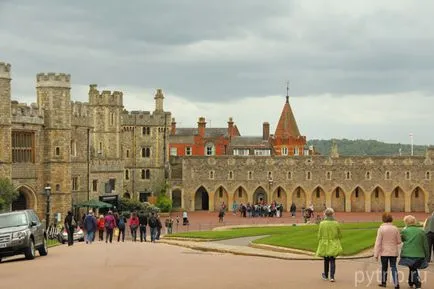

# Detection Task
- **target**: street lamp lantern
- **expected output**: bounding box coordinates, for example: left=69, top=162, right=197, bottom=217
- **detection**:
left=44, top=185, right=51, bottom=230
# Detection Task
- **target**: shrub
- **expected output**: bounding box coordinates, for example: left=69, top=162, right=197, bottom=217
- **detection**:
left=156, top=194, right=172, bottom=213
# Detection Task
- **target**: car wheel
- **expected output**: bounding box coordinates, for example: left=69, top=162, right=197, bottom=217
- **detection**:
left=24, top=239, right=36, bottom=260
left=38, top=238, right=48, bottom=256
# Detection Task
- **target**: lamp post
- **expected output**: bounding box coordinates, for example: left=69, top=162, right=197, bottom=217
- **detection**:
left=268, top=177, right=273, bottom=203
left=44, top=186, right=51, bottom=230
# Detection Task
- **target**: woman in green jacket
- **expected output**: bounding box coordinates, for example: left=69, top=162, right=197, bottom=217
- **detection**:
left=399, top=215, right=429, bottom=289
left=316, top=208, right=343, bottom=282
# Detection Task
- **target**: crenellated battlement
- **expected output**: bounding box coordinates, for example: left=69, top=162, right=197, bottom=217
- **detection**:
left=89, top=84, right=123, bottom=107
left=11, top=101, right=44, bottom=125
left=71, top=101, right=90, bottom=118
left=121, top=110, right=170, bottom=126
left=36, top=73, right=71, bottom=88
left=0, top=62, right=11, bottom=79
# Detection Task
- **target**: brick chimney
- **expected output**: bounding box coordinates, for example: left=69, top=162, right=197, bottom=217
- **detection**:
left=171, top=118, right=176, bottom=135
left=263, top=122, right=270, bottom=140
left=197, top=117, right=206, bottom=137
left=227, top=117, right=234, bottom=137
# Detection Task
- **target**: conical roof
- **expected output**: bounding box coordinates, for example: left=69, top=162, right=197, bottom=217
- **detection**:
left=274, top=96, right=301, bottom=138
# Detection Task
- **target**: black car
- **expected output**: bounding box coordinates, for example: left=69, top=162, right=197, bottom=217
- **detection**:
left=0, top=210, right=48, bottom=262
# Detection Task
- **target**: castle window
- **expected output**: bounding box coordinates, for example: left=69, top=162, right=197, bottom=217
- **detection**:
left=385, top=171, right=391, bottom=180
left=268, top=171, right=272, bottom=179
left=107, top=178, right=116, bottom=192
left=294, top=147, right=299, bottom=156
left=345, top=171, right=351, bottom=180
left=70, top=140, right=76, bottom=157
left=355, top=187, right=359, bottom=198
left=219, top=187, right=223, bottom=198
left=248, top=171, right=253, bottom=180
left=277, top=188, right=281, bottom=198
left=142, top=147, right=151, bottom=158
left=92, top=180, right=98, bottom=192
left=126, top=149, right=130, bottom=158
left=55, top=184, right=60, bottom=192
left=142, top=127, right=151, bottom=135
left=335, top=188, right=340, bottom=198
left=98, top=142, right=103, bottom=155
left=326, top=171, right=331, bottom=180
left=229, top=171, right=233, bottom=180
left=238, top=187, right=243, bottom=198
left=72, top=177, right=79, bottom=191
left=110, top=112, right=114, bottom=126
left=170, top=147, right=177, bottom=156
left=185, top=147, right=192, bottom=156
left=254, top=149, right=271, bottom=156
left=125, top=169, right=129, bottom=180
left=209, top=171, right=214, bottom=180
left=405, top=171, right=411, bottom=180
left=55, top=147, right=60, bottom=156
left=366, top=171, right=371, bottom=180
left=141, top=169, right=150, bottom=180
left=205, top=143, right=215, bottom=156
left=306, top=171, right=311, bottom=180
left=426, top=171, right=431, bottom=180
left=281, top=147, right=288, bottom=156
left=287, top=171, right=292, bottom=180
left=316, top=187, right=320, bottom=198
left=12, top=131, right=35, bottom=163
left=233, top=149, right=249, bottom=156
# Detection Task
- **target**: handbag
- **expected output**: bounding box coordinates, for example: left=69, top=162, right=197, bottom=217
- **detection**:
left=114, top=228, right=119, bottom=237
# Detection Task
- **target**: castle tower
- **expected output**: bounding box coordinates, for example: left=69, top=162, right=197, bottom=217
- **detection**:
left=36, top=72, right=72, bottom=214
left=88, top=84, right=123, bottom=160
left=154, top=89, right=164, bottom=113
left=271, top=90, right=307, bottom=156
left=0, top=62, right=12, bottom=177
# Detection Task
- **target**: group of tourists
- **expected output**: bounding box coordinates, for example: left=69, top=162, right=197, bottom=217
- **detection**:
left=232, top=201, right=285, bottom=218
left=316, top=208, right=433, bottom=289
left=65, top=210, right=176, bottom=245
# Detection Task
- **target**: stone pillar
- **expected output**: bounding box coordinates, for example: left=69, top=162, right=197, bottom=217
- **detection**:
left=228, top=191, right=234, bottom=211
left=365, top=192, right=371, bottom=212
left=385, top=193, right=391, bottom=213
left=404, top=192, right=411, bottom=213
left=209, top=191, right=215, bottom=211
left=325, top=191, right=332, bottom=208
left=345, top=192, right=351, bottom=212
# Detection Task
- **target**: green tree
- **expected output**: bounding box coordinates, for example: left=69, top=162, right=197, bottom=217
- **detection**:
left=156, top=182, right=172, bottom=213
left=0, top=178, right=18, bottom=211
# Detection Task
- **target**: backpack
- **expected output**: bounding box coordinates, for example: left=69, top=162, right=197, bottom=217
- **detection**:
left=149, top=216, right=157, bottom=228
left=118, top=217, right=125, bottom=229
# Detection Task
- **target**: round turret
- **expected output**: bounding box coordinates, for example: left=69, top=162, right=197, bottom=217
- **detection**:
left=36, top=73, right=70, bottom=88
left=0, top=62, right=11, bottom=79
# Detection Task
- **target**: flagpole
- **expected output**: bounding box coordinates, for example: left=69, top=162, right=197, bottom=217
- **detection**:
left=409, top=133, right=414, bottom=156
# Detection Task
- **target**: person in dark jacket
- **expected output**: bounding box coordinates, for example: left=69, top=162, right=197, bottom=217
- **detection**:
left=290, top=203, right=297, bottom=217
left=64, top=211, right=76, bottom=246
left=138, top=212, right=148, bottom=242
left=423, top=211, right=434, bottom=262
left=83, top=210, right=97, bottom=244
left=148, top=212, right=158, bottom=243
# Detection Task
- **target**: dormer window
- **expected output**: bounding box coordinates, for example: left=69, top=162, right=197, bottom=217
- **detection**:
left=281, top=147, right=288, bottom=156
left=205, top=143, right=215, bottom=156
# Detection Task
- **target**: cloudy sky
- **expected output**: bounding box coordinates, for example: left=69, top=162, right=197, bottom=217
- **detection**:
left=1, top=0, right=433, bottom=145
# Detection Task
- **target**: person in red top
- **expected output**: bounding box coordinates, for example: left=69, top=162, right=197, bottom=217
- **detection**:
left=129, top=212, right=140, bottom=242
left=97, top=215, right=105, bottom=241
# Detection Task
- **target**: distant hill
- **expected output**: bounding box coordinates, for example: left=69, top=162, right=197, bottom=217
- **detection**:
left=307, top=139, right=428, bottom=157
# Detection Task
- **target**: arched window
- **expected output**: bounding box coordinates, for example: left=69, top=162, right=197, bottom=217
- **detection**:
left=316, top=187, right=320, bottom=198
left=307, top=171, right=311, bottom=180
left=229, top=171, right=233, bottom=180
left=281, top=147, right=288, bottom=156
left=125, top=169, right=129, bottom=180
left=385, top=171, right=391, bottom=180
left=145, top=169, right=150, bottom=179
left=327, top=171, right=331, bottom=180
left=277, top=187, right=281, bottom=198
left=209, top=171, right=214, bottom=179
left=287, top=171, right=292, bottom=180
left=355, top=187, right=359, bottom=198
left=366, top=171, right=371, bottom=180
left=426, top=171, right=431, bottom=180
left=405, top=171, right=411, bottom=180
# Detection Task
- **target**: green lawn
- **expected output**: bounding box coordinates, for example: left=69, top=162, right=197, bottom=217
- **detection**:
left=167, top=221, right=406, bottom=256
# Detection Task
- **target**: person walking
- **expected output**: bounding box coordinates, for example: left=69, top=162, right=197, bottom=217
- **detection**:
left=97, top=215, right=105, bottom=241
left=182, top=211, right=188, bottom=225
left=232, top=201, right=238, bottom=216
left=423, top=211, right=434, bottom=262
left=156, top=214, right=162, bottom=240
left=64, top=211, right=76, bottom=246
left=129, top=212, right=139, bottom=242
left=374, top=212, right=401, bottom=289
left=83, top=210, right=97, bottom=244
left=399, top=215, right=430, bottom=289
left=116, top=213, right=126, bottom=242
left=139, top=212, right=148, bottom=242
left=104, top=211, right=116, bottom=243
left=290, top=202, right=296, bottom=217
left=148, top=212, right=158, bottom=242
left=316, top=208, right=342, bottom=282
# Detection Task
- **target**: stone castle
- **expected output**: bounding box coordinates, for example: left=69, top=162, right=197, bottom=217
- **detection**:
left=0, top=62, right=433, bottom=223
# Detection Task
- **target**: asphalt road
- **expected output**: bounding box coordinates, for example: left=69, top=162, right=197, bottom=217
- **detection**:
left=1, top=241, right=433, bottom=289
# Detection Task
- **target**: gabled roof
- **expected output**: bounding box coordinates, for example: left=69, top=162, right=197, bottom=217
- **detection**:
left=229, top=136, right=272, bottom=148
left=274, top=96, right=301, bottom=138
left=174, top=127, right=229, bottom=137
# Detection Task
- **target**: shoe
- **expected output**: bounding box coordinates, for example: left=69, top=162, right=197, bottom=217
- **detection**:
left=378, top=284, right=386, bottom=288
left=321, top=273, right=328, bottom=281
left=330, top=279, right=335, bottom=282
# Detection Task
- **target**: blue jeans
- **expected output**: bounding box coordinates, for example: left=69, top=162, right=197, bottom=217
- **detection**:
left=324, top=256, right=336, bottom=279
left=140, top=225, right=147, bottom=242
left=150, top=227, right=157, bottom=242
left=381, top=256, right=398, bottom=286
left=86, top=231, right=94, bottom=243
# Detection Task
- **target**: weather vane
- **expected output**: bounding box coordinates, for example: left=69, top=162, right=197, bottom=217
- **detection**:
left=286, top=81, right=289, bottom=103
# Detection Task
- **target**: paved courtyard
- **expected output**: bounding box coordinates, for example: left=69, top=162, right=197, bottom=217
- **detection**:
left=1, top=241, right=433, bottom=289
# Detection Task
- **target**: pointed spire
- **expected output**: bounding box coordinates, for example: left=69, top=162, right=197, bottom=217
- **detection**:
left=286, top=81, right=289, bottom=103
